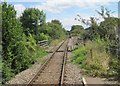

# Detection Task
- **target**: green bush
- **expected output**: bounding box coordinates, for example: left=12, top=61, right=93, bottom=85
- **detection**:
left=72, top=45, right=86, bottom=64
left=108, top=57, right=119, bottom=76
left=2, top=2, right=31, bottom=83
left=72, top=40, right=110, bottom=77
left=2, top=2, right=48, bottom=84
left=39, top=33, right=49, bottom=41
left=2, top=62, right=14, bottom=84
left=24, top=33, right=47, bottom=64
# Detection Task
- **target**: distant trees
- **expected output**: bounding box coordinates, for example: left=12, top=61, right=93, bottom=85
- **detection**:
left=70, top=25, right=84, bottom=36
left=75, top=6, right=119, bottom=42
left=20, top=9, right=66, bottom=42
left=46, top=19, right=66, bottom=39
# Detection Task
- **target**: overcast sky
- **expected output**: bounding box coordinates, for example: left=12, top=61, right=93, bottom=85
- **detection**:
left=3, top=0, right=119, bottom=30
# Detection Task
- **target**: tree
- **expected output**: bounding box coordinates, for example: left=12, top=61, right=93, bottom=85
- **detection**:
left=20, top=8, right=46, bottom=37
left=2, top=2, right=30, bottom=83
left=46, top=20, right=66, bottom=39
left=70, top=25, right=84, bottom=35
left=51, top=19, right=62, bottom=27
left=99, top=17, right=118, bottom=40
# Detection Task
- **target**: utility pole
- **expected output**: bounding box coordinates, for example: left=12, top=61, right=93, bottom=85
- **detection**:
left=118, top=1, right=120, bottom=58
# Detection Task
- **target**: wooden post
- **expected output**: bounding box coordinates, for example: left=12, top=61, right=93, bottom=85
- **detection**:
left=90, top=49, right=93, bottom=58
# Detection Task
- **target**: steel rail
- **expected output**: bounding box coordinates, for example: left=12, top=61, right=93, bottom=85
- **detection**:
left=59, top=38, right=69, bottom=86
left=27, top=40, right=66, bottom=86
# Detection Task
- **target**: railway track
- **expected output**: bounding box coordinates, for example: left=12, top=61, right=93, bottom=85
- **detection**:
left=27, top=39, right=69, bottom=86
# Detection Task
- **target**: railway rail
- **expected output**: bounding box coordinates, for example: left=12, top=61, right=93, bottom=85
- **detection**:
left=7, top=36, right=111, bottom=85
left=27, top=38, right=70, bottom=86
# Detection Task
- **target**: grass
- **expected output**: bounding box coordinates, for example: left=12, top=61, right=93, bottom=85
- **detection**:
left=49, top=37, right=65, bottom=47
left=72, top=44, right=86, bottom=64
left=0, top=58, right=2, bottom=71
left=34, top=46, right=48, bottom=63
left=28, top=45, right=48, bottom=65
left=0, top=45, right=2, bottom=71
left=71, top=39, right=116, bottom=77
left=35, top=46, right=47, bottom=58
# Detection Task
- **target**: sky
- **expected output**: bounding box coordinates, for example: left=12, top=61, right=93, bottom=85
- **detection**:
left=2, top=0, right=120, bottom=30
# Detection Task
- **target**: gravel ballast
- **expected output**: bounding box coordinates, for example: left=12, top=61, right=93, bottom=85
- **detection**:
left=63, top=52, right=83, bottom=84
left=7, top=53, right=52, bottom=84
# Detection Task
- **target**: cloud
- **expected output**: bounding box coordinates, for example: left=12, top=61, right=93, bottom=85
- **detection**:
left=46, top=11, right=117, bottom=31
left=11, top=0, right=119, bottom=30
left=33, top=0, right=71, bottom=13
left=2, top=0, right=46, bottom=2
left=112, top=13, right=118, bottom=17
left=14, top=4, right=26, bottom=17
left=47, top=14, right=92, bottom=31
left=33, top=0, right=119, bottom=13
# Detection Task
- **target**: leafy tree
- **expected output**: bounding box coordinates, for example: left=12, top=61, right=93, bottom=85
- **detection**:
left=2, top=2, right=31, bottom=83
left=75, top=6, right=120, bottom=79
left=46, top=20, right=66, bottom=39
left=70, top=25, right=84, bottom=35
left=20, top=8, right=46, bottom=40
left=99, top=17, right=118, bottom=40
left=51, top=19, right=62, bottom=27
left=39, top=33, right=49, bottom=41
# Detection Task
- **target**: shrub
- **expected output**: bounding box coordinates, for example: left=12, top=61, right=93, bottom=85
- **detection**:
left=72, top=39, right=110, bottom=77
left=39, top=33, right=49, bottom=41
left=72, top=44, right=86, bottom=64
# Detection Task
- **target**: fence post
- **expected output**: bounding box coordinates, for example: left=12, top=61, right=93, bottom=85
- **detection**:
left=90, top=49, right=93, bottom=59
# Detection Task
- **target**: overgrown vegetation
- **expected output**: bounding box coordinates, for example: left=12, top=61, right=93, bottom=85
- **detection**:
left=72, top=39, right=112, bottom=77
left=2, top=2, right=66, bottom=84
left=71, top=6, right=120, bottom=80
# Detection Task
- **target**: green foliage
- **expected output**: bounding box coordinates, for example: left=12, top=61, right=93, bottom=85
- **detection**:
left=51, top=19, right=62, bottom=27
left=75, top=6, right=120, bottom=79
left=21, top=33, right=47, bottom=66
left=2, top=2, right=29, bottom=83
left=2, top=63, right=14, bottom=84
left=70, top=25, right=84, bottom=35
left=2, top=1, right=67, bottom=84
left=46, top=20, right=66, bottom=39
left=33, top=46, right=47, bottom=60
left=26, top=33, right=36, bottom=51
left=99, top=17, right=118, bottom=40
left=20, top=8, right=44, bottom=32
left=72, top=40, right=110, bottom=77
left=108, top=57, right=119, bottom=76
left=20, top=8, right=46, bottom=42
left=20, top=9, right=66, bottom=43
left=2, top=2, right=47, bottom=84
left=72, top=45, right=86, bottom=64
left=39, top=33, right=49, bottom=41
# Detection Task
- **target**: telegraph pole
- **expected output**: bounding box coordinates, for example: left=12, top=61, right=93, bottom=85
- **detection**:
left=118, top=1, right=120, bottom=58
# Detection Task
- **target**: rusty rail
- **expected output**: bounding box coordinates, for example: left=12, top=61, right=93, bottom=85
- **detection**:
left=59, top=39, right=69, bottom=86
left=27, top=39, right=67, bottom=86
